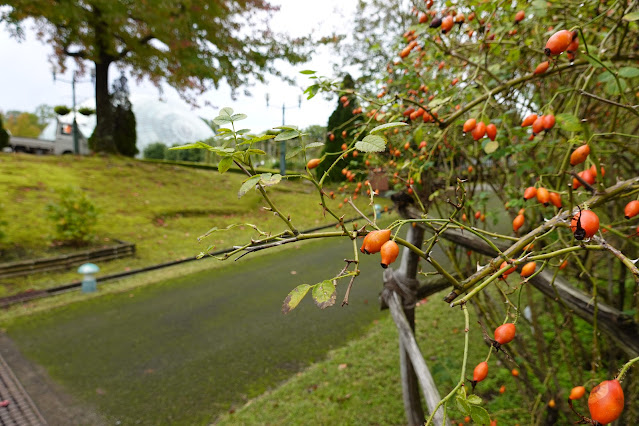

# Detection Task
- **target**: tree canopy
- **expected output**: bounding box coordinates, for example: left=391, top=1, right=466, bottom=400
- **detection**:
left=1, top=0, right=308, bottom=153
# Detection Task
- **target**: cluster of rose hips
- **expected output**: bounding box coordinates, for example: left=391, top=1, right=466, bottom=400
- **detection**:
left=462, top=118, right=498, bottom=141
left=360, top=229, right=399, bottom=268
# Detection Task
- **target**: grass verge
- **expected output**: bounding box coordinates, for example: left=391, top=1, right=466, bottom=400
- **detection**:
left=0, top=153, right=388, bottom=296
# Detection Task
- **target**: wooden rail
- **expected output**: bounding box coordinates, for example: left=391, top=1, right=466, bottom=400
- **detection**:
left=0, top=241, right=135, bottom=279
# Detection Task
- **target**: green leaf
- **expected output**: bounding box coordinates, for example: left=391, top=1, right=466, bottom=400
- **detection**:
left=304, top=84, right=319, bottom=100
left=169, top=141, right=212, bottom=150
left=286, top=147, right=303, bottom=159
left=281, top=284, right=312, bottom=314
left=556, top=113, right=582, bottom=132
left=305, top=142, right=325, bottom=149
left=622, top=11, right=639, bottom=21
left=231, top=113, right=247, bottom=121
left=274, top=130, right=300, bottom=141
left=213, top=115, right=232, bottom=125
left=300, top=70, right=316, bottom=75
left=238, top=134, right=277, bottom=146
left=274, top=125, right=299, bottom=130
left=238, top=175, right=261, bottom=198
left=605, top=78, right=627, bottom=96
left=236, top=128, right=251, bottom=135
left=370, top=122, right=408, bottom=134
left=455, top=395, right=471, bottom=416
left=220, top=107, right=234, bottom=116
left=355, top=135, right=387, bottom=152
left=584, top=54, right=603, bottom=69
left=217, top=128, right=232, bottom=134
left=217, top=157, right=233, bottom=173
left=260, top=173, right=282, bottom=187
left=467, top=395, right=483, bottom=405
left=484, top=140, right=499, bottom=154
left=428, top=96, right=451, bottom=110
left=246, top=148, right=266, bottom=155
left=470, top=405, right=491, bottom=425
left=312, top=280, right=336, bottom=309
left=619, top=67, right=639, bottom=78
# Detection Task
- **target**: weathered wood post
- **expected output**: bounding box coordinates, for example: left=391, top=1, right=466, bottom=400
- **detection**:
left=382, top=224, right=448, bottom=425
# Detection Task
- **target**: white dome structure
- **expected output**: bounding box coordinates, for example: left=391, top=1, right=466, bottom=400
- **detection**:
left=45, top=94, right=215, bottom=154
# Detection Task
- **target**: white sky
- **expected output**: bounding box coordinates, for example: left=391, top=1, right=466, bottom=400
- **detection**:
left=0, top=0, right=358, bottom=132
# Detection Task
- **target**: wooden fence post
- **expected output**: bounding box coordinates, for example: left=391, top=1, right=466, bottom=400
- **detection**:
left=381, top=225, right=448, bottom=426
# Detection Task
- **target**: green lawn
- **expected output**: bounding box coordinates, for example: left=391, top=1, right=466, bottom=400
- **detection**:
left=0, top=153, right=386, bottom=296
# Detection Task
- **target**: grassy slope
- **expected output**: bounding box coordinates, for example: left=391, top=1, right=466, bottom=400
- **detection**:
left=0, top=153, right=385, bottom=296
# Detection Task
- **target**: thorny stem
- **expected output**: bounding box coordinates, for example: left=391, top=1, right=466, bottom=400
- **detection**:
left=616, top=356, right=639, bottom=383
left=425, top=303, right=470, bottom=426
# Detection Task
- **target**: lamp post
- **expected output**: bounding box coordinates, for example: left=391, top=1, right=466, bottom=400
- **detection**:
left=266, top=94, right=301, bottom=176
left=53, top=68, right=95, bottom=154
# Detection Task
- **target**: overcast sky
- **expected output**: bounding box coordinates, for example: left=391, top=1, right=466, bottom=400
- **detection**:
left=0, top=0, right=358, bottom=132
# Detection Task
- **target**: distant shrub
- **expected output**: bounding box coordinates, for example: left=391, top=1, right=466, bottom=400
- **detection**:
left=144, top=142, right=168, bottom=160
left=46, top=187, right=99, bottom=246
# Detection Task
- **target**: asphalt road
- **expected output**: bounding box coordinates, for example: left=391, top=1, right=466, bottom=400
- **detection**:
left=5, top=236, right=392, bottom=425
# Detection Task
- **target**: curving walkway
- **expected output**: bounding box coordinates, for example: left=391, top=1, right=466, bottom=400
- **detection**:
left=0, top=344, right=46, bottom=426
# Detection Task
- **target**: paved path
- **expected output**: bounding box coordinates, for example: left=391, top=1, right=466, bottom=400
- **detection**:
left=0, top=342, right=46, bottom=426
left=0, top=333, right=105, bottom=426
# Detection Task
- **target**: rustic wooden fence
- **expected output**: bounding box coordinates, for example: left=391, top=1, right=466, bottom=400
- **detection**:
left=381, top=184, right=639, bottom=425
left=0, top=241, right=135, bottom=279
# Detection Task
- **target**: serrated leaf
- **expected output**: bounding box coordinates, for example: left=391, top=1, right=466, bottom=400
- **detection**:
left=238, top=175, right=261, bottom=198
left=467, top=395, right=482, bottom=405
left=619, top=67, right=639, bottom=78
left=169, top=141, right=212, bottom=150
left=275, top=130, right=300, bottom=141
left=312, top=280, right=336, bottom=309
left=355, top=135, right=387, bottom=152
left=304, top=84, right=319, bottom=100
left=300, top=70, right=316, bottom=75
left=622, top=11, right=639, bottom=21
left=286, top=147, right=303, bottom=159
left=470, top=406, right=491, bottom=425
left=370, top=122, right=409, bottom=134
left=217, top=157, right=233, bottom=173
left=456, top=396, right=471, bottom=416
left=428, top=96, right=451, bottom=109
left=556, top=113, right=582, bottom=132
left=282, top=284, right=312, bottom=314
left=231, top=113, right=247, bottom=121
left=605, top=78, right=627, bottom=96
left=238, top=134, right=277, bottom=146
left=305, top=142, right=325, bottom=149
left=220, top=107, right=234, bottom=116
left=484, top=140, right=499, bottom=154
left=584, top=54, right=603, bottom=69
left=213, top=116, right=232, bottom=125
left=260, top=173, right=282, bottom=187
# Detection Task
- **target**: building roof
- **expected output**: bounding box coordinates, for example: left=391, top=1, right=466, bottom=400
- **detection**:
left=40, top=94, right=215, bottom=153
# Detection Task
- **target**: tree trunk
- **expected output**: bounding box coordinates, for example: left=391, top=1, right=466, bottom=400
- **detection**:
left=92, top=59, right=117, bottom=154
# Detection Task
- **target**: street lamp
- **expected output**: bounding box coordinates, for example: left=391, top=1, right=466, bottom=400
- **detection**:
left=53, top=68, right=95, bottom=154
left=266, top=94, right=302, bottom=176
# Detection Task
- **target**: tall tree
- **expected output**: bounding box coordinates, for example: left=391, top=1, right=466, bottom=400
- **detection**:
left=110, top=75, right=137, bottom=157
left=339, top=0, right=414, bottom=92
left=0, top=114, right=9, bottom=150
left=1, top=1, right=307, bottom=153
